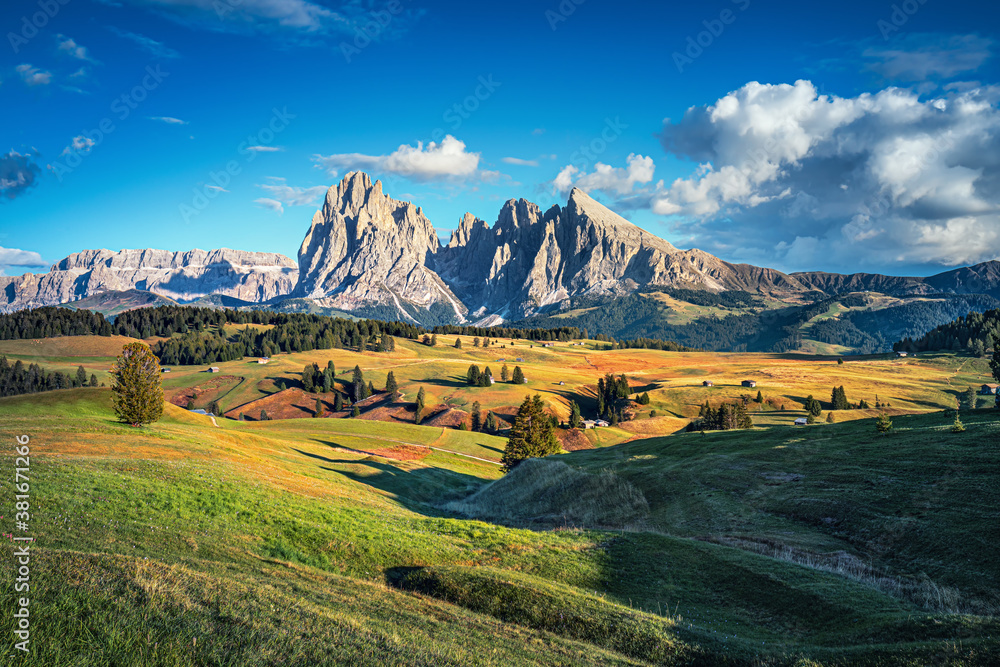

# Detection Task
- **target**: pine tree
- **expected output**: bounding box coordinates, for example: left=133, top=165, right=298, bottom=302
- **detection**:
left=386, top=371, right=399, bottom=401
left=302, top=365, right=314, bottom=392
left=454, top=338, right=462, bottom=349
left=755, top=390, right=763, bottom=404
left=952, top=414, right=966, bottom=433
left=239, top=412, right=245, bottom=421
left=473, top=337, right=480, bottom=347
left=75, top=365, right=88, bottom=387
left=467, top=364, right=481, bottom=386
left=89, top=374, right=98, bottom=387
left=352, top=365, right=365, bottom=402
left=471, top=401, right=482, bottom=432
left=511, top=366, right=524, bottom=384
left=826, top=412, right=835, bottom=423
left=501, top=395, right=560, bottom=472
left=110, top=342, right=164, bottom=427
left=963, top=386, right=977, bottom=411
left=484, top=411, right=498, bottom=433
left=569, top=400, right=582, bottom=428
left=875, top=412, right=893, bottom=434
left=209, top=400, right=221, bottom=417
left=314, top=397, right=323, bottom=418
left=501, top=364, right=509, bottom=382
left=352, top=404, right=361, bottom=417
left=367, top=380, right=375, bottom=398
left=334, top=392, right=343, bottom=411
left=415, top=386, right=426, bottom=425
left=431, top=334, right=438, bottom=347
left=260, top=409, right=269, bottom=421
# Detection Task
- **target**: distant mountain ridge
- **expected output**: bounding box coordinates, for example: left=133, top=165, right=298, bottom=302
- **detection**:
left=3, top=172, right=999, bottom=326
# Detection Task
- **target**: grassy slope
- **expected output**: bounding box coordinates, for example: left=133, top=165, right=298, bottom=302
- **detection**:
left=1, top=389, right=998, bottom=665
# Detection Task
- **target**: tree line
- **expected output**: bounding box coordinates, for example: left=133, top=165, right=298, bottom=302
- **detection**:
left=0, top=356, right=98, bottom=397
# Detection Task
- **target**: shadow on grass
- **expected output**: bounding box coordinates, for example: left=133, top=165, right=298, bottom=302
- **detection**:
left=292, top=442, right=489, bottom=515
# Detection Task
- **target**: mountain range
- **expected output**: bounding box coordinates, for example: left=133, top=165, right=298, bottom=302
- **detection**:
left=4, top=171, right=1000, bottom=334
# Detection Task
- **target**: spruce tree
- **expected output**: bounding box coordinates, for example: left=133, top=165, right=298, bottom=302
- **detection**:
left=89, top=374, right=98, bottom=387
left=467, top=364, right=481, bottom=386
left=875, top=412, right=893, bottom=434
left=110, top=342, right=164, bottom=427
left=511, top=366, right=524, bottom=384
left=471, top=401, right=482, bottom=432
left=302, top=365, right=314, bottom=392
left=454, top=338, right=462, bottom=349
left=260, top=409, right=269, bottom=421
left=501, top=395, right=560, bottom=472
left=352, top=365, right=365, bottom=402
left=501, top=364, right=509, bottom=382
left=963, top=386, right=977, bottom=411
left=569, top=400, right=582, bottom=428
left=334, top=392, right=343, bottom=411
left=352, top=404, right=361, bottom=417
left=75, top=365, right=88, bottom=387
left=415, top=386, right=426, bottom=425
left=386, top=371, right=399, bottom=400
left=484, top=411, right=498, bottom=433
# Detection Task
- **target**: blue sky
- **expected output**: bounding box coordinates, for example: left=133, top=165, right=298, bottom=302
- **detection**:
left=2, top=0, right=1000, bottom=277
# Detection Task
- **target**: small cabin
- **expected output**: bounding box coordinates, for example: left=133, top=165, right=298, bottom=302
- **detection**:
left=161, top=368, right=171, bottom=373
left=794, top=417, right=808, bottom=426
left=981, top=384, right=999, bottom=395
left=594, top=419, right=610, bottom=427
left=522, top=377, right=528, bottom=384
left=741, top=380, right=757, bottom=388
left=558, top=381, right=565, bottom=386
left=496, top=358, right=506, bottom=362
left=208, top=367, right=220, bottom=373
left=257, top=357, right=270, bottom=364
left=487, top=376, right=495, bottom=385
left=543, top=343, right=554, bottom=348
left=516, top=358, right=524, bottom=362
left=702, top=380, right=713, bottom=387
left=582, top=420, right=596, bottom=429
left=895, top=351, right=908, bottom=358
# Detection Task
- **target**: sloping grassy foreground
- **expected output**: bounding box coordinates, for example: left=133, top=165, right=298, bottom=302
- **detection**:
left=1, top=389, right=998, bottom=665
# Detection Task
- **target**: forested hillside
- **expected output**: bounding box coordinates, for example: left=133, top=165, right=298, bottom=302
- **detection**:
left=896, top=308, right=1000, bottom=355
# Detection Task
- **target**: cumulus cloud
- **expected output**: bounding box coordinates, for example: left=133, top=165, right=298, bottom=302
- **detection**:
left=16, top=64, right=52, bottom=86
left=551, top=154, right=656, bottom=197
left=57, top=35, right=94, bottom=61
left=108, top=27, right=180, bottom=59
left=0, top=247, right=46, bottom=275
left=313, top=135, right=482, bottom=182
left=864, top=34, right=993, bottom=81
left=254, top=198, right=284, bottom=215
left=148, top=116, right=188, bottom=124
left=256, top=179, right=327, bottom=207
left=0, top=151, right=41, bottom=200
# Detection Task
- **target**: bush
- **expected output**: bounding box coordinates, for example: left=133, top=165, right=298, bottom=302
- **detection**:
left=876, top=412, right=893, bottom=434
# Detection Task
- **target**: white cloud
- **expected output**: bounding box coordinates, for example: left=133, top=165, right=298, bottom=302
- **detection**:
left=502, top=157, right=539, bottom=167
left=256, top=181, right=327, bottom=207
left=254, top=198, right=284, bottom=215
left=0, top=246, right=46, bottom=275
left=246, top=145, right=283, bottom=152
left=57, top=35, right=93, bottom=62
left=108, top=27, right=180, bottom=59
left=16, top=64, right=52, bottom=86
left=205, top=185, right=228, bottom=193
left=313, top=135, right=481, bottom=182
left=148, top=116, right=188, bottom=124
left=551, top=154, right=656, bottom=197
left=864, top=34, right=993, bottom=81
left=61, top=136, right=95, bottom=156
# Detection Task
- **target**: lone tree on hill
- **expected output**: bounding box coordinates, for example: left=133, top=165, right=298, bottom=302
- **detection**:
left=467, top=364, right=481, bottom=386
left=454, top=337, right=462, bottom=349
left=111, top=342, right=164, bottom=427
left=963, top=386, right=977, bottom=411
left=501, top=394, right=560, bottom=472
left=875, top=411, right=893, bottom=434
left=260, top=409, right=270, bottom=421
left=500, top=364, right=509, bottom=382
left=415, top=386, right=426, bottom=425
left=511, top=366, right=525, bottom=384
left=755, top=390, right=763, bottom=404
